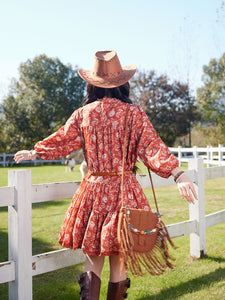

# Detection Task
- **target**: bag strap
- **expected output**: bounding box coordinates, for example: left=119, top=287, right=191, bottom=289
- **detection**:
left=147, top=169, right=160, bottom=214
left=121, top=104, right=160, bottom=214
left=121, top=104, right=129, bottom=208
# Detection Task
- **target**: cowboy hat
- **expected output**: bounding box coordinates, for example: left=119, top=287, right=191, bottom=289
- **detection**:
left=78, top=50, right=136, bottom=88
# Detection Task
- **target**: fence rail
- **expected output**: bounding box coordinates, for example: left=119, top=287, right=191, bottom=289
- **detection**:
left=0, top=158, right=225, bottom=299
left=169, top=144, right=225, bottom=167
left=0, top=152, right=83, bottom=167
left=1, top=145, right=224, bottom=168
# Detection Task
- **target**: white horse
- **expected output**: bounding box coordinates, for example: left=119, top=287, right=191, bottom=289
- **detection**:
left=79, top=160, right=88, bottom=179
left=65, top=155, right=76, bottom=172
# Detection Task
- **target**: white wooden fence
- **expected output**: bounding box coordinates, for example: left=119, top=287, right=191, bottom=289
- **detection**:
left=0, top=158, right=225, bottom=299
left=0, top=145, right=224, bottom=167
left=169, top=144, right=225, bottom=167
left=0, top=152, right=83, bottom=167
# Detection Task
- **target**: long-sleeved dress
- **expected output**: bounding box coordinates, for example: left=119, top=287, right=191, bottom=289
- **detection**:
left=34, top=97, right=179, bottom=256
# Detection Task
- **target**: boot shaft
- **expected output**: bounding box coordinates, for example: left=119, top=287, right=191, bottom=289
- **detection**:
left=78, top=271, right=101, bottom=300
left=107, top=278, right=130, bottom=300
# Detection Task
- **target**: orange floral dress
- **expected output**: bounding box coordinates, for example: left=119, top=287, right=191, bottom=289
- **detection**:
left=34, top=97, right=178, bottom=256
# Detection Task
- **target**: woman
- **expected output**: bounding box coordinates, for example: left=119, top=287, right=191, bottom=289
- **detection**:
left=14, top=50, right=197, bottom=300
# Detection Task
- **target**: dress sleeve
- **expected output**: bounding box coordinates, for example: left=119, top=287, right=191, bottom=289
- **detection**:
left=34, top=110, right=82, bottom=160
left=136, top=106, right=179, bottom=178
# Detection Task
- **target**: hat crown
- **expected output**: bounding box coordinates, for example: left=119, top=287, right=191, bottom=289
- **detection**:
left=93, top=51, right=123, bottom=78
left=78, top=50, right=136, bottom=88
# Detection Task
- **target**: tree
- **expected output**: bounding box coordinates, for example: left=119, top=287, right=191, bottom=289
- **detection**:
left=0, top=54, right=86, bottom=152
left=196, top=53, right=225, bottom=145
left=0, top=95, right=33, bottom=152
left=197, top=53, right=225, bottom=124
left=0, top=110, right=6, bottom=152
left=130, top=70, right=199, bottom=146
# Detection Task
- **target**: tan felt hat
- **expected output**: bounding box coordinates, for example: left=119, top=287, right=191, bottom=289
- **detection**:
left=78, top=50, right=136, bottom=88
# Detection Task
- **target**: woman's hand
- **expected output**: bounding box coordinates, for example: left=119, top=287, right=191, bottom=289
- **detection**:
left=176, top=173, right=198, bottom=204
left=14, top=150, right=37, bottom=163
left=171, top=167, right=197, bottom=204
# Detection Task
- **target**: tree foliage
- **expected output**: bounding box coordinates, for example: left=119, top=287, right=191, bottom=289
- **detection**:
left=0, top=55, right=85, bottom=153
left=196, top=53, right=225, bottom=144
left=130, top=70, right=199, bottom=146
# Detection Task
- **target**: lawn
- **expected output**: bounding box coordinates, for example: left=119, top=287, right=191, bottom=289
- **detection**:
left=0, top=164, right=224, bottom=300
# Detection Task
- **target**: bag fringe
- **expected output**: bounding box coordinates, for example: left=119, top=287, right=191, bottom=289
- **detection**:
left=118, top=213, right=177, bottom=277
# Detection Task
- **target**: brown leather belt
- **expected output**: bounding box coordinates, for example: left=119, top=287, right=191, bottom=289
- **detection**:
left=88, top=170, right=132, bottom=176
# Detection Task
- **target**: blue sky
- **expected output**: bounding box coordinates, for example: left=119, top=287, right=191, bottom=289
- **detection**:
left=0, top=0, right=224, bottom=100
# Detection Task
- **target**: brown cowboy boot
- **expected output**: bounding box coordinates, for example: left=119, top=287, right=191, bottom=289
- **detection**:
left=106, top=278, right=130, bottom=300
left=78, top=271, right=101, bottom=300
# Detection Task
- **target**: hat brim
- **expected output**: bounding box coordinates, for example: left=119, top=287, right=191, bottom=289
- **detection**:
left=78, top=65, right=136, bottom=88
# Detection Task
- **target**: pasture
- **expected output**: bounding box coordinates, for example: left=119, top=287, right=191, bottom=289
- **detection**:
left=0, top=163, right=224, bottom=299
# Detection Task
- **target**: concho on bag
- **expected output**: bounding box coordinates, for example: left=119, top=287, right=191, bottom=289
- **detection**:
left=117, top=104, right=176, bottom=276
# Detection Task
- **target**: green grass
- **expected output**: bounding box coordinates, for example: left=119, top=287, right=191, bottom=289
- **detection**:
left=0, top=164, right=225, bottom=299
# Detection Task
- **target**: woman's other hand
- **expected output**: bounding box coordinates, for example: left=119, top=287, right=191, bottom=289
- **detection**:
left=176, top=173, right=198, bottom=204
left=171, top=167, right=198, bottom=204
left=14, top=150, right=37, bottom=163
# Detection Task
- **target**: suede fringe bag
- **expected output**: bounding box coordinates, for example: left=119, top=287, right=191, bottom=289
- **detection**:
left=117, top=104, right=177, bottom=277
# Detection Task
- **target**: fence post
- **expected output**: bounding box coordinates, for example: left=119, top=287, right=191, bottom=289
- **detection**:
left=3, top=153, right=6, bottom=167
left=218, top=144, right=223, bottom=166
left=8, top=170, right=32, bottom=300
left=188, top=158, right=206, bottom=258
left=210, top=146, right=213, bottom=163
left=193, top=146, right=198, bottom=159
left=206, top=145, right=210, bottom=168
left=178, top=146, right=182, bottom=167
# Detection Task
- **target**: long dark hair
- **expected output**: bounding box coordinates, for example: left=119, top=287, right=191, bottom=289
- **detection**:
left=81, top=82, right=133, bottom=106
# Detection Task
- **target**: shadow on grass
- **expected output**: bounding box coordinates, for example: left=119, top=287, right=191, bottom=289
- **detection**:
left=0, top=229, right=84, bottom=300
left=0, top=230, right=60, bottom=262
left=202, top=254, right=225, bottom=263
left=138, top=265, right=225, bottom=300
left=32, top=199, right=70, bottom=210
left=0, top=231, right=8, bottom=262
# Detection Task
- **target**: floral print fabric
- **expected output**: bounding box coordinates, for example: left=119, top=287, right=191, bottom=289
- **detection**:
left=35, top=97, right=179, bottom=256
